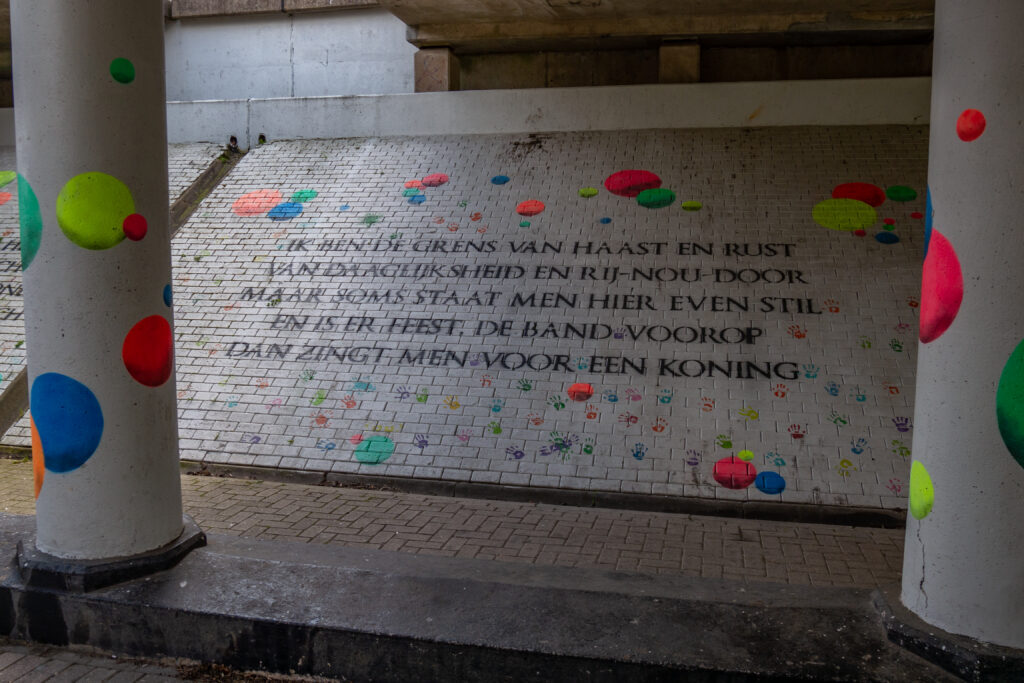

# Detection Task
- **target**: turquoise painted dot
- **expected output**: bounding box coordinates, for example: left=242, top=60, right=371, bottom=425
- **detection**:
left=163, top=284, right=172, bottom=308
left=491, top=175, right=510, bottom=185
left=355, top=436, right=394, bottom=465
left=519, top=221, right=531, bottom=228
left=17, top=174, right=42, bottom=270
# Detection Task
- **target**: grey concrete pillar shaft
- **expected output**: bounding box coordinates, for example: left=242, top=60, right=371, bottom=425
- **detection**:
left=12, top=0, right=183, bottom=559
left=902, top=0, right=1024, bottom=649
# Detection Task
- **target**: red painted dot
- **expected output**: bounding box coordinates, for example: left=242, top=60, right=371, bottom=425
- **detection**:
left=883, top=218, right=895, bottom=225
left=832, top=182, right=886, bottom=207
left=712, top=456, right=757, bottom=490
left=123, top=213, right=147, bottom=241
left=516, top=200, right=545, bottom=217
left=421, top=173, right=449, bottom=188
left=0, top=192, right=11, bottom=206
left=604, top=170, right=661, bottom=198
left=854, top=229, right=867, bottom=237
left=567, top=383, right=594, bottom=402
left=911, top=212, right=923, bottom=219
left=122, top=315, right=173, bottom=387
left=957, top=109, right=986, bottom=142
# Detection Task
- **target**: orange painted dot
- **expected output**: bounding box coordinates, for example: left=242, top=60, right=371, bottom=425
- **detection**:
left=31, top=416, right=44, bottom=499
left=516, top=200, right=545, bottom=217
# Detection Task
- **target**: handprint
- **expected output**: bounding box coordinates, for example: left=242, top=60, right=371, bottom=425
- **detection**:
left=715, top=434, right=732, bottom=449
left=850, top=438, right=868, bottom=455
left=488, top=421, right=502, bottom=435
left=802, top=364, right=819, bottom=379
left=506, top=446, right=526, bottom=460
left=602, top=389, right=619, bottom=403
left=772, top=384, right=788, bottom=398
left=585, top=404, right=598, bottom=419
left=414, top=434, right=428, bottom=450
left=624, top=388, right=642, bottom=402
left=517, top=379, right=533, bottom=391
left=788, top=424, right=806, bottom=439
left=787, top=324, right=807, bottom=339
left=824, top=381, right=840, bottom=397
left=701, top=397, right=715, bottom=412
left=395, top=386, right=411, bottom=400
left=651, top=417, right=668, bottom=433
left=527, top=413, right=544, bottom=426
left=548, top=395, right=566, bottom=410
left=631, top=443, right=648, bottom=461
left=893, top=417, right=912, bottom=433
left=341, top=395, right=357, bottom=409
left=738, top=407, right=759, bottom=421
left=416, top=387, right=429, bottom=403
left=443, top=395, right=460, bottom=410
left=491, top=398, right=505, bottom=413
left=658, top=389, right=674, bottom=405
left=618, top=412, right=639, bottom=426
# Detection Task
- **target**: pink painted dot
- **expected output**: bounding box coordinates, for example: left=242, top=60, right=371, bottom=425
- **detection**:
left=911, top=212, right=924, bottom=219
left=853, top=229, right=867, bottom=237
left=123, top=214, right=147, bottom=241
left=713, top=456, right=757, bottom=489
left=883, top=218, right=895, bottom=225
left=421, top=173, right=449, bottom=188
left=604, top=170, right=661, bottom=198
left=122, top=315, right=174, bottom=387
left=516, top=200, right=545, bottom=217
left=957, top=109, right=986, bottom=142
left=920, top=229, right=964, bottom=343
left=350, top=433, right=364, bottom=445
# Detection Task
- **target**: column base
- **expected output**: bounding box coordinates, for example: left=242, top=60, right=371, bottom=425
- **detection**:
left=872, top=587, right=1024, bottom=682
left=15, top=515, right=206, bottom=593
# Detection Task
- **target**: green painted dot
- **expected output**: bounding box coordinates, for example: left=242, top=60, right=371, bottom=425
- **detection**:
left=56, top=172, right=134, bottom=250
left=519, top=221, right=531, bottom=228
left=908, top=460, right=934, bottom=520
left=290, top=189, right=318, bottom=202
left=110, top=58, right=135, bottom=84
left=996, top=338, right=1024, bottom=470
left=0, top=171, right=15, bottom=188
left=737, top=449, right=754, bottom=462
left=355, top=436, right=394, bottom=465
left=17, top=174, right=42, bottom=270
left=362, top=214, right=382, bottom=225
left=637, top=188, right=676, bottom=209
left=812, top=198, right=877, bottom=231
left=886, top=185, right=917, bottom=202
left=578, top=187, right=598, bottom=198
left=681, top=201, right=703, bottom=211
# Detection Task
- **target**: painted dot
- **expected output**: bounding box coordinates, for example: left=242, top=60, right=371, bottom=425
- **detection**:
left=0, top=171, right=15, bottom=188
left=924, top=187, right=934, bottom=258
left=402, top=188, right=422, bottom=197
left=681, top=201, right=703, bottom=211
left=812, top=198, right=876, bottom=231
left=268, top=202, right=303, bottom=221
left=853, top=229, right=867, bottom=237
left=18, top=173, right=42, bottom=270
left=163, top=284, right=172, bottom=308
left=637, top=188, right=676, bottom=209
left=355, top=436, right=394, bottom=465
left=713, top=457, right=757, bottom=489
left=350, top=433, right=364, bottom=445
left=233, top=190, right=281, bottom=217
left=30, top=417, right=44, bottom=498
left=56, top=172, right=135, bottom=250
left=362, top=214, right=383, bottom=225
left=754, top=471, right=786, bottom=495
left=886, top=186, right=918, bottom=202
left=883, top=218, right=895, bottom=225
left=908, top=461, right=934, bottom=520
left=30, top=373, right=104, bottom=474
left=290, top=189, right=318, bottom=203
left=956, top=109, right=986, bottom=142
left=919, top=230, right=963, bottom=343
left=883, top=225, right=895, bottom=232
left=604, top=170, right=661, bottom=198
left=0, top=192, right=10, bottom=206
left=875, top=232, right=899, bottom=244
left=519, top=221, right=531, bottom=228
left=491, top=175, right=510, bottom=185
left=122, top=315, right=174, bottom=387
left=122, top=213, right=147, bottom=241
left=578, top=187, right=598, bottom=198
left=737, top=449, right=754, bottom=462
left=911, top=212, right=923, bottom=219
left=997, top=339, right=1024, bottom=470
left=421, top=173, right=449, bottom=188
left=109, top=57, right=135, bottom=84
left=516, top=200, right=545, bottom=217
left=404, top=180, right=423, bottom=189
left=599, top=217, right=612, bottom=224
left=409, top=195, right=426, bottom=205
left=567, top=383, right=594, bottom=402
left=338, top=204, right=351, bottom=212
left=832, top=182, right=886, bottom=207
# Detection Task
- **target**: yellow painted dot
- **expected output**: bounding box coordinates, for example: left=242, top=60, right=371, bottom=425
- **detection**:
left=909, top=460, right=934, bottom=520
left=56, top=172, right=134, bottom=250
left=737, top=449, right=754, bottom=462
left=812, top=198, right=877, bottom=231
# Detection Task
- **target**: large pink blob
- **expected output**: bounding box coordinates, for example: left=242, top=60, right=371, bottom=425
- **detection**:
left=919, top=230, right=963, bottom=343
left=604, top=170, right=661, bottom=198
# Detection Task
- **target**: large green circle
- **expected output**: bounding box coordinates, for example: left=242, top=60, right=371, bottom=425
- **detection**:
left=812, top=198, right=877, bottom=231
left=56, top=172, right=134, bottom=250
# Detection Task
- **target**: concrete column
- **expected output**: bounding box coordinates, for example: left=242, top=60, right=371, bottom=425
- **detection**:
left=414, top=47, right=460, bottom=92
left=901, top=0, right=1024, bottom=649
left=658, top=42, right=700, bottom=84
left=12, top=0, right=184, bottom=560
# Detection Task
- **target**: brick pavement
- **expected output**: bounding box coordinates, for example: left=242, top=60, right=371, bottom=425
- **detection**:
left=0, top=640, right=182, bottom=681
left=0, top=458, right=904, bottom=588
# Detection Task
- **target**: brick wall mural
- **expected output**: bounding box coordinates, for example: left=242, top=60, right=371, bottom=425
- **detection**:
left=160, top=128, right=927, bottom=510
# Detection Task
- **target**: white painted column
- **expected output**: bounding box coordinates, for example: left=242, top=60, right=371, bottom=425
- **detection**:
left=901, top=0, right=1024, bottom=648
left=12, top=0, right=184, bottom=559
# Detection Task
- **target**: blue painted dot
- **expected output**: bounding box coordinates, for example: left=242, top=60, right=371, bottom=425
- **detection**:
left=875, top=232, right=900, bottom=245
left=409, top=195, right=426, bottom=205
left=600, top=217, right=612, bottom=224
left=268, top=202, right=303, bottom=221
left=924, top=186, right=933, bottom=259
left=162, top=284, right=172, bottom=308
left=754, top=471, right=786, bottom=495
left=31, top=373, right=104, bottom=473
left=491, top=175, right=510, bottom=185
left=338, top=204, right=351, bottom=212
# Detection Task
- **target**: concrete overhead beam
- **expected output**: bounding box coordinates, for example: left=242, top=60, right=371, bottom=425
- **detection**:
left=168, top=0, right=379, bottom=19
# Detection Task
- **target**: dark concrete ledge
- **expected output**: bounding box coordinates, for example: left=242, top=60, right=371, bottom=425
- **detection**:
left=873, top=588, right=1024, bottom=682
left=0, top=514, right=954, bottom=681
left=169, top=0, right=379, bottom=19
left=183, top=460, right=908, bottom=529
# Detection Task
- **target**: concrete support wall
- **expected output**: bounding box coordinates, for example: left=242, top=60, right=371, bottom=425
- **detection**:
left=12, top=0, right=184, bottom=559
left=900, top=0, right=1024, bottom=649
left=164, top=8, right=415, bottom=101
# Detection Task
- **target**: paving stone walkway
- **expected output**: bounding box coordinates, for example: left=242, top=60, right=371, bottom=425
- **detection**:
left=0, top=458, right=904, bottom=588
left=0, top=640, right=182, bottom=682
